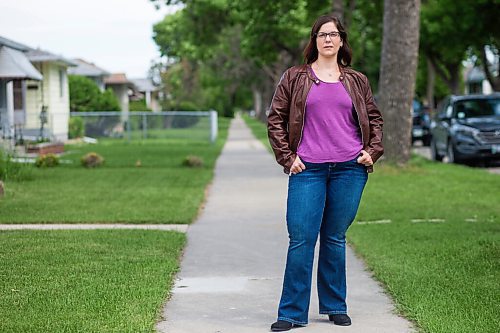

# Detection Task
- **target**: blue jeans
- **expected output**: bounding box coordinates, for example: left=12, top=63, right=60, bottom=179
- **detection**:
left=277, top=157, right=368, bottom=325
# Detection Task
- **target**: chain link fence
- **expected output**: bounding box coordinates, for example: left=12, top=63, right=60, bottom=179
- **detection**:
left=70, top=111, right=218, bottom=143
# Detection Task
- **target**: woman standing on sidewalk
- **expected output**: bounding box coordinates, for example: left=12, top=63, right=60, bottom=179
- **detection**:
left=267, top=14, right=383, bottom=331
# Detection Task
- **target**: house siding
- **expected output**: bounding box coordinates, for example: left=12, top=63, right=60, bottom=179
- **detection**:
left=25, top=62, right=70, bottom=141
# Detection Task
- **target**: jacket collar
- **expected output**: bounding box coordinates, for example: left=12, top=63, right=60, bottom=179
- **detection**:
left=304, top=63, right=348, bottom=84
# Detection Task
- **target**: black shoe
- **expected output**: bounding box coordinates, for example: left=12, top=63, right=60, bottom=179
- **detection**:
left=271, top=320, right=293, bottom=331
left=328, top=314, right=352, bottom=326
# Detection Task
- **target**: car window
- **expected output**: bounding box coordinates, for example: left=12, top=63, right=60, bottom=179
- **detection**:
left=436, top=98, right=450, bottom=119
left=454, top=98, right=500, bottom=118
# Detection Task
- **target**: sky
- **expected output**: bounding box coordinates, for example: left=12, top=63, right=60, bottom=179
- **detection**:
left=0, top=0, right=180, bottom=78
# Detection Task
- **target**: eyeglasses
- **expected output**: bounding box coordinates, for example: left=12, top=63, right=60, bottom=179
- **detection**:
left=316, top=31, right=340, bottom=40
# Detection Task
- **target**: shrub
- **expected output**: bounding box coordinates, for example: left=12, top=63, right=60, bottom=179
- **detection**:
left=35, top=154, right=60, bottom=168
left=69, top=117, right=84, bottom=139
left=69, top=75, right=120, bottom=112
left=182, top=155, right=204, bottom=168
left=81, top=152, right=104, bottom=168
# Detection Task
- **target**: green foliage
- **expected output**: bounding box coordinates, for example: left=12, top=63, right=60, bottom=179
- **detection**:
left=68, top=117, right=84, bottom=139
left=98, top=88, right=121, bottom=111
left=420, top=0, right=499, bottom=92
left=68, top=75, right=101, bottom=112
left=35, top=154, right=59, bottom=168
left=81, top=152, right=105, bottom=168
left=152, top=0, right=498, bottom=118
left=348, top=0, right=384, bottom=91
left=0, top=151, right=33, bottom=181
left=69, top=75, right=121, bottom=111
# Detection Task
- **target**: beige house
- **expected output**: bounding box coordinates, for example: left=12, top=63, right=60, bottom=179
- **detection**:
left=104, top=73, right=134, bottom=120
left=0, top=35, right=74, bottom=144
left=25, top=48, right=76, bottom=141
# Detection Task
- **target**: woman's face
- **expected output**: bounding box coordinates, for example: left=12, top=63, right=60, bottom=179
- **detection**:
left=316, top=21, right=343, bottom=59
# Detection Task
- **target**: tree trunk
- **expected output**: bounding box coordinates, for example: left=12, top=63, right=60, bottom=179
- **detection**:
left=378, top=0, right=421, bottom=165
left=252, top=86, right=263, bottom=119
left=331, top=0, right=344, bottom=23
left=426, top=56, right=435, bottom=111
left=481, top=46, right=500, bottom=92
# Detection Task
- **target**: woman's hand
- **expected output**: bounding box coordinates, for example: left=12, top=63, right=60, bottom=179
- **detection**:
left=290, top=156, right=306, bottom=175
left=357, top=150, right=373, bottom=166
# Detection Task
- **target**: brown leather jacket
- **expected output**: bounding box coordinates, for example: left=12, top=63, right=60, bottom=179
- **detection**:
left=267, top=64, right=383, bottom=174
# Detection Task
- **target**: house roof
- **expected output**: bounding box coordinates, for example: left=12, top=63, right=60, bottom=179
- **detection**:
left=0, top=35, right=31, bottom=52
left=130, top=78, right=159, bottom=92
left=26, top=48, right=77, bottom=67
left=104, top=73, right=133, bottom=86
left=68, top=58, right=110, bottom=77
left=0, top=46, right=43, bottom=80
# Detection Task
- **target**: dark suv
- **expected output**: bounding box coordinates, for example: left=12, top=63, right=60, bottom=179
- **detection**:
left=412, top=99, right=431, bottom=146
left=430, top=93, right=500, bottom=164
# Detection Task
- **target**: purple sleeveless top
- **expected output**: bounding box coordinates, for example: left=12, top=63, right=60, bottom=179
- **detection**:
left=297, top=72, right=363, bottom=163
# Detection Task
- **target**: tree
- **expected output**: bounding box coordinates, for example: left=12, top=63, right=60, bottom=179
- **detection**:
left=68, top=75, right=120, bottom=111
left=149, top=0, right=386, bottom=122
left=420, top=0, right=500, bottom=94
left=68, top=75, right=101, bottom=112
left=378, top=0, right=421, bottom=164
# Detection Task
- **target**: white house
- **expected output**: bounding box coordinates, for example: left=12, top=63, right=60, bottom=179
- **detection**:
left=25, top=48, right=76, bottom=141
left=0, top=35, right=75, bottom=144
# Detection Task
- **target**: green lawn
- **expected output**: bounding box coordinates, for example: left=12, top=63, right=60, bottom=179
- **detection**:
left=242, top=114, right=500, bottom=333
left=351, top=159, right=499, bottom=333
left=0, top=230, right=185, bottom=333
left=0, top=118, right=230, bottom=223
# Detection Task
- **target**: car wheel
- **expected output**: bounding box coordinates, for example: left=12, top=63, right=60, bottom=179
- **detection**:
left=446, top=141, right=462, bottom=164
left=422, top=135, right=431, bottom=147
left=431, top=138, right=443, bottom=161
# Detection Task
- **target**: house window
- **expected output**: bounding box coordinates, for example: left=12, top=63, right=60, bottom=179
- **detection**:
left=59, top=69, right=65, bottom=98
left=13, top=80, right=23, bottom=110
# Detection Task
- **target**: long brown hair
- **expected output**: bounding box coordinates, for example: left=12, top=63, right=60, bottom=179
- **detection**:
left=303, top=15, right=352, bottom=67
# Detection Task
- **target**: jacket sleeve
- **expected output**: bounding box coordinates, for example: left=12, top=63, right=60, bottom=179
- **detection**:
left=267, top=69, right=296, bottom=171
left=362, top=75, right=384, bottom=163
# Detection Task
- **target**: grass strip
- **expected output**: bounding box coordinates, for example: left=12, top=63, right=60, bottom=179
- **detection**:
left=350, top=158, right=499, bottom=333
left=0, top=229, right=186, bottom=333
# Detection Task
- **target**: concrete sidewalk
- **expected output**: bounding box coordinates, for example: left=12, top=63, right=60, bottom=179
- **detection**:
left=156, top=115, right=415, bottom=333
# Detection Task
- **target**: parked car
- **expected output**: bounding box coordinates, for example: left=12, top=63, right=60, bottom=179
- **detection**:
left=430, top=93, right=500, bottom=164
left=411, top=99, right=431, bottom=146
